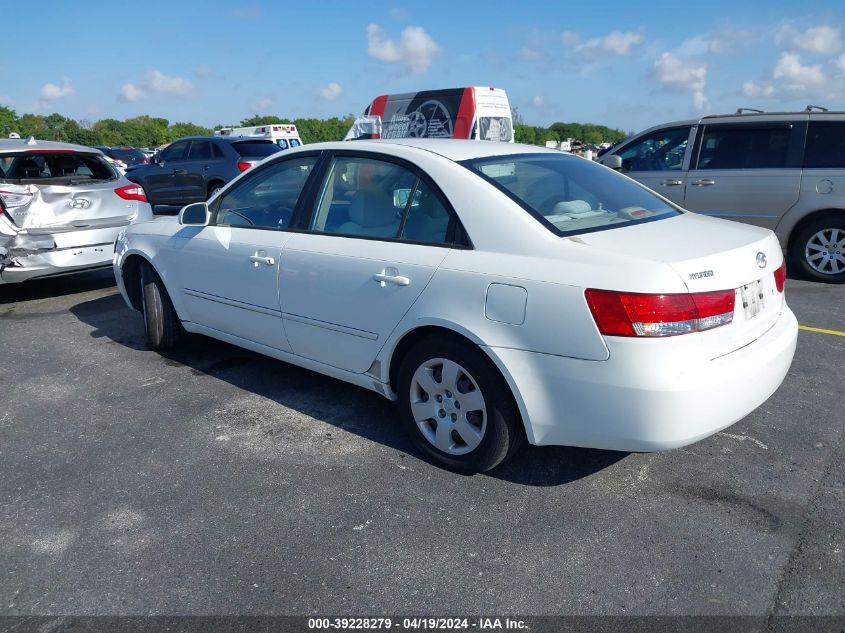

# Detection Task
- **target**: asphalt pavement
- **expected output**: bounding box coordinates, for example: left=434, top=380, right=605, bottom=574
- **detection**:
left=0, top=270, right=843, bottom=617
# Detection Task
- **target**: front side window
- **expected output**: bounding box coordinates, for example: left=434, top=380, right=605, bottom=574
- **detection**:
left=696, top=125, right=791, bottom=169
left=804, top=121, right=845, bottom=168
left=215, top=156, right=318, bottom=230
left=160, top=141, right=188, bottom=162
left=462, top=153, right=680, bottom=236
left=617, top=127, right=690, bottom=172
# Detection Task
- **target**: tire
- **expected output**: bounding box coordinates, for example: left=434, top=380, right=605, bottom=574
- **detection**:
left=207, top=181, right=224, bottom=200
left=396, top=335, right=525, bottom=473
left=140, top=262, right=182, bottom=349
left=792, top=216, right=845, bottom=283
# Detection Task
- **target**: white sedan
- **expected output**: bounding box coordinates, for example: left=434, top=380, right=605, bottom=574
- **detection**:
left=113, top=139, right=798, bottom=472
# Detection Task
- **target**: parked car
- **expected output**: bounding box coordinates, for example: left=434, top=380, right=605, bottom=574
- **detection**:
left=1, top=139, right=153, bottom=284
left=125, top=136, right=282, bottom=210
left=598, top=107, right=845, bottom=283
left=96, top=146, right=149, bottom=169
left=113, top=139, right=797, bottom=472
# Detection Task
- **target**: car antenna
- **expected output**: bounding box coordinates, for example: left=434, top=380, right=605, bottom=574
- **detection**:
left=805, top=105, right=829, bottom=112
left=735, top=108, right=764, bottom=114
left=25, top=136, right=37, bottom=145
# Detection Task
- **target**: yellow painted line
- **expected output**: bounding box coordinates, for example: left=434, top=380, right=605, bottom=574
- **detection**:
left=799, top=325, right=845, bottom=337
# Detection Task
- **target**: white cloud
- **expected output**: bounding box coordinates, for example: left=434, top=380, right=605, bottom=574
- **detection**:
left=531, top=95, right=545, bottom=108
left=318, top=82, right=343, bottom=101
left=652, top=52, right=707, bottom=92
left=39, top=78, right=73, bottom=101
left=0, top=95, right=11, bottom=104
left=677, top=27, right=754, bottom=56
left=119, top=83, right=145, bottom=102
left=142, top=70, right=195, bottom=97
left=773, top=52, right=826, bottom=87
left=560, top=31, right=581, bottom=48
left=250, top=97, right=274, bottom=112
left=366, top=23, right=440, bottom=74
left=778, top=24, right=841, bottom=55
left=741, top=80, right=775, bottom=97
left=518, top=46, right=542, bottom=61
left=692, top=91, right=709, bottom=112
left=836, top=53, right=845, bottom=72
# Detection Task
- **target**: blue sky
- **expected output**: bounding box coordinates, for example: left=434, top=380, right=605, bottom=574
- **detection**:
left=2, top=0, right=844, bottom=133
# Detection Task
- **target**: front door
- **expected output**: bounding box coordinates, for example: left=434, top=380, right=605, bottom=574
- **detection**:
left=161, top=154, right=321, bottom=351
left=280, top=153, right=456, bottom=373
left=611, top=125, right=694, bottom=207
left=683, top=121, right=804, bottom=229
left=145, top=140, right=189, bottom=205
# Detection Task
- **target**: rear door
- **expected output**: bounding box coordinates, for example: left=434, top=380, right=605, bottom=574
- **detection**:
left=683, top=117, right=806, bottom=229
left=609, top=125, right=694, bottom=206
left=279, top=152, right=458, bottom=373
left=182, top=140, right=218, bottom=202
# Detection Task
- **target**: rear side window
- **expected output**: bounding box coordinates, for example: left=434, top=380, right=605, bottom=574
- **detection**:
left=0, top=152, right=116, bottom=183
left=696, top=125, right=791, bottom=169
left=187, top=141, right=212, bottom=160
left=804, top=121, right=845, bottom=168
left=232, top=141, right=281, bottom=158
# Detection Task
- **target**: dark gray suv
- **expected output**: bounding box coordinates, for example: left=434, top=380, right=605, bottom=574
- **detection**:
left=127, top=136, right=281, bottom=211
left=599, top=107, right=845, bottom=283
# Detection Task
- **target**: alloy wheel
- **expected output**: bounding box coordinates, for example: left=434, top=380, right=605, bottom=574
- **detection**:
left=805, top=228, right=845, bottom=275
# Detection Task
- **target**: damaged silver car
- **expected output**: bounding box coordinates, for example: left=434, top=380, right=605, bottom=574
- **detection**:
left=0, top=139, right=153, bottom=284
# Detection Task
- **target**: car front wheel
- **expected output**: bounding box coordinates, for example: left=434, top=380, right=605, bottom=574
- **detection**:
left=397, top=335, right=524, bottom=472
left=793, top=217, right=845, bottom=283
left=140, top=262, right=182, bottom=349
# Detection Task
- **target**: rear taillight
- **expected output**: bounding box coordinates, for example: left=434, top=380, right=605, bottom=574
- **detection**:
left=774, top=260, right=786, bottom=293
left=585, top=289, right=736, bottom=337
left=114, top=184, right=147, bottom=202
left=237, top=161, right=255, bottom=172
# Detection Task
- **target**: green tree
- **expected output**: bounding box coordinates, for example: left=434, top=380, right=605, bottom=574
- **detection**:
left=238, top=115, right=291, bottom=127
left=167, top=122, right=212, bottom=141
left=0, top=105, right=19, bottom=137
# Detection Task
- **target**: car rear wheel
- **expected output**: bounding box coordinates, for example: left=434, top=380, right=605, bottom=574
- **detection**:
left=140, top=262, right=182, bottom=349
left=397, top=335, right=524, bottom=473
left=793, top=217, right=845, bottom=284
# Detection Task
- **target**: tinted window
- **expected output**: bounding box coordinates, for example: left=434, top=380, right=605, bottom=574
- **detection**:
left=804, top=121, right=845, bottom=168
left=232, top=141, right=281, bottom=157
left=160, top=141, right=188, bottom=161
left=109, top=147, right=145, bottom=162
left=215, top=156, right=317, bottom=230
left=212, top=143, right=225, bottom=159
left=0, top=152, right=115, bottom=183
left=187, top=141, right=212, bottom=160
left=310, top=157, right=417, bottom=238
left=617, top=127, right=690, bottom=172
left=696, top=125, right=791, bottom=169
left=461, top=153, right=679, bottom=236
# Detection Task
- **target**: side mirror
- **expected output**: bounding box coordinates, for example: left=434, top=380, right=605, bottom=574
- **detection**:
left=601, top=154, right=623, bottom=170
left=179, top=202, right=209, bottom=226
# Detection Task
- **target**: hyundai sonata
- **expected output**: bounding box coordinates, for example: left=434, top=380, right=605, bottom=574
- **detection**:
left=113, top=139, right=798, bottom=472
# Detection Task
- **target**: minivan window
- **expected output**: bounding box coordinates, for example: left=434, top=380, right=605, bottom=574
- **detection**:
left=696, top=125, right=791, bottom=169
left=804, top=121, right=845, bottom=168
left=617, top=127, right=690, bottom=172
left=462, top=153, right=680, bottom=236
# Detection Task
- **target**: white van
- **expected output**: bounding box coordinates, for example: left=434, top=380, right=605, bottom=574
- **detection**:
left=215, top=124, right=303, bottom=150
left=347, top=87, right=514, bottom=142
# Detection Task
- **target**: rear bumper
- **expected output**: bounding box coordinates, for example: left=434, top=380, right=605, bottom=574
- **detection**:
left=487, top=305, right=798, bottom=451
left=0, top=242, right=115, bottom=284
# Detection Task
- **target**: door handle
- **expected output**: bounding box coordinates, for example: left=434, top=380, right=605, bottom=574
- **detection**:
left=249, top=254, right=275, bottom=266
left=691, top=179, right=715, bottom=186
left=172, top=169, right=187, bottom=175
left=660, top=179, right=683, bottom=186
left=373, top=268, right=410, bottom=287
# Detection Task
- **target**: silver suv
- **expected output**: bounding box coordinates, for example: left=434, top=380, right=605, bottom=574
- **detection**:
left=599, top=107, right=845, bottom=283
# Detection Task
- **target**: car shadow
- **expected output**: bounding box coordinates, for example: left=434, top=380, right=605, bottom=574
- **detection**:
left=0, top=269, right=116, bottom=304
left=70, top=293, right=628, bottom=487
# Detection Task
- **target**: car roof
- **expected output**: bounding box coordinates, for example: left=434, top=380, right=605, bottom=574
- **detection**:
left=0, top=139, right=104, bottom=154
left=174, top=135, right=277, bottom=144
left=298, top=138, right=560, bottom=162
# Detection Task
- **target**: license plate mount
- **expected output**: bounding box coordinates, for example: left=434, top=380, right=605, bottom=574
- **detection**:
left=740, top=280, right=765, bottom=320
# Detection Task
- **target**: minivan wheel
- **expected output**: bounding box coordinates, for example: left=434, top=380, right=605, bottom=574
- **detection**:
left=397, top=335, right=524, bottom=473
left=140, top=262, right=182, bottom=349
left=793, top=217, right=845, bottom=283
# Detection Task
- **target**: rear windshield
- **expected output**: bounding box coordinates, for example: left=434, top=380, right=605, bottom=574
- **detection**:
left=0, top=152, right=117, bottom=184
left=108, top=147, right=146, bottom=161
left=232, top=141, right=282, bottom=158
left=460, top=153, right=680, bottom=236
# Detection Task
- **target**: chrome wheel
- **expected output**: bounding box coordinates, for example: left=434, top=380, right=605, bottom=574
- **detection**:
left=409, top=358, right=487, bottom=455
left=805, top=228, right=845, bottom=275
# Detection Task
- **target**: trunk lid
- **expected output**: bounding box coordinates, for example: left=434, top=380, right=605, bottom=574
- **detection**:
left=575, top=212, right=786, bottom=358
